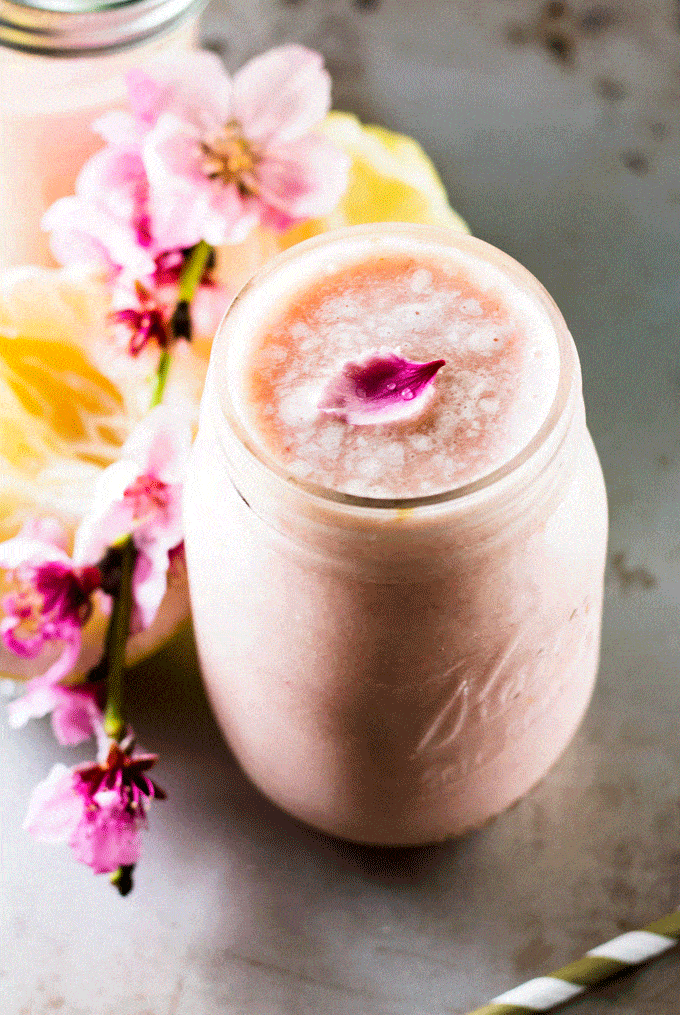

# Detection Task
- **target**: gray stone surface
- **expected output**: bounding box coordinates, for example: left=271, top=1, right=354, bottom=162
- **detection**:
left=3, top=1, right=680, bottom=1012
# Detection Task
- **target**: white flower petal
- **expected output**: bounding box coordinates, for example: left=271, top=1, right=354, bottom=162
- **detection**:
left=0, top=537, right=71, bottom=570
left=142, top=112, right=214, bottom=250
left=91, top=110, right=145, bottom=148
left=42, top=193, right=155, bottom=279
left=131, top=546, right=168, bottom=630
left=142, top=50, right=233, bottom=131
left=17, top=517, right=69, bottom=551
left=23, top=764, right=82, bottom=843
left=119, top=404, right=192, bottom=482
left=72, top=461, right=138, bottom=566
left=203, top=186, right=258, bottom=247
left=73, top=498, right=135, bottom=567
left=232, top=45, right=331, bottom=146
left=91, top=460, right=142, bottom=513
left=257, top=136, right=350, bottom=220
left=8, top=678, right=60, bottom=728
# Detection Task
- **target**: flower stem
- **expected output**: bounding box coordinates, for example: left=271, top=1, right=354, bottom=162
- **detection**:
left=103, top=536, right=136, bottom=742
left=150, top=348, right=171, bottom=409
left=170, top=240, right=213, bottom=341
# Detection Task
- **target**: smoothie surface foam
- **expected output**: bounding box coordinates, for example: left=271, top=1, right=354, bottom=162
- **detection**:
left=229, top=237, right=560, bottom=498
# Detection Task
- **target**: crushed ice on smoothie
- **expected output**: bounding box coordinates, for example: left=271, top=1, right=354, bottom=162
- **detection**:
left=318, top=348, right=446, bottom=425
left=244, top=253, right=558, bottom=497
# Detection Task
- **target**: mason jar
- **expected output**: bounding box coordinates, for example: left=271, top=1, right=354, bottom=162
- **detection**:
left=183, top=225, right=608, bottom=845
left=0, top=0, right=205, bottom=270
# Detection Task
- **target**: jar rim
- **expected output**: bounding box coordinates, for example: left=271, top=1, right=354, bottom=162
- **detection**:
left=0, top=0, right=204, bottom=54
left=214, top=223, right=577, bottom=513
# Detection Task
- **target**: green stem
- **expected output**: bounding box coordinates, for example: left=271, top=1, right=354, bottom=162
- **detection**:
left=150, top=348, right=171, bottom=409
left=170, top=240, right=213, bottom=341
left=179, top=239, right=212, bottom=302
left=102, top=536, right=136, bottom=742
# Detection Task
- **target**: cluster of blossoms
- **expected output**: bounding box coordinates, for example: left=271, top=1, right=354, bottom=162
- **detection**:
left=43, top=45, right=348, bottom=361
left=2, top=407, right=189, bottom=890
left=3, top=42, right=348, bottom=894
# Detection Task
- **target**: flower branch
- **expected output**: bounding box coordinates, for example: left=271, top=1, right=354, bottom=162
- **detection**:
left=4, top=41, right=350, bottom=895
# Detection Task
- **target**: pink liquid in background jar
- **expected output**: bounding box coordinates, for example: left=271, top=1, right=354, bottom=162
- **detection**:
left=184, top=224, right=608, bottom=844
left=0, top=0, right=203, bottom=271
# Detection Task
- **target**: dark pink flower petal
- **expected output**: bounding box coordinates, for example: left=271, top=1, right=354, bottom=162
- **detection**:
left=69, top=801, right=143, bottom=874
left=152, top=248, right=187, bottom=286
left=34, top=562, right=100, bottom=626
left=111, top=282, right=171, bottom=356
left=319, top=349, right=445, bottom=426
left=1, top=609, right=46, bottom=659
left=0, top=528, right=102, bottom=708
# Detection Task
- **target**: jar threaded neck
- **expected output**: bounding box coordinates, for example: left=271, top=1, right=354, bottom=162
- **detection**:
left=0, top=0, right=205, bottom=54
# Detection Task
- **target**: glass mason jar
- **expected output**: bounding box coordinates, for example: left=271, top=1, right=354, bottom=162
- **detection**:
left=0, top=0, right=205, bottom=270
left=183, top=225, right=608, bottom=845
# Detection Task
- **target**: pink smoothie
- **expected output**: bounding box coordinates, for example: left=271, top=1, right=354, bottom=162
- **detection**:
left=184, top=225, right=607, bottom=844
left=242, top=252, right=559, bottom=497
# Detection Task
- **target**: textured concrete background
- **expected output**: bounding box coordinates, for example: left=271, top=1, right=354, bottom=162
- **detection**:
left=3, top=1, right=680, bottom=1012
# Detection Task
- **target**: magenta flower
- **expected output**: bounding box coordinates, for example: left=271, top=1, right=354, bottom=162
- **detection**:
left=74, top=405, right=191, bottom=631
left=23, top=742, right=165, bottom=875
left=319, top=348, right=446, bottom=425
left=135, top=46, right=349, bottom=249
left=0, top=520, right=107, bottom=737
left=0, top=531, right=100, bottom=671
left=111, top=280, right=171, bottom=356
left=0, top=525, right=105, bottom=742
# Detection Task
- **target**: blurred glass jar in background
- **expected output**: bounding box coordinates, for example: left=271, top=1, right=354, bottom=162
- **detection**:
left=0, top=0, right=205, bottom=270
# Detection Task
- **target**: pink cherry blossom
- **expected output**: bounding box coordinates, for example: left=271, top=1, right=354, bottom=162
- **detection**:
left=23, top=742, right=165, bottom=875
left=0, top=519, right=107, bottom=740
left=74, top=405, right=191, bottom=631
left=0, top=521, right=105, bottom=728
left=319, top=348, right=446, bottom=425
left=136, top=46, right=349, bottom=249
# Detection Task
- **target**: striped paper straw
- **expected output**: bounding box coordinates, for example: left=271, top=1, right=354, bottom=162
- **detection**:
left=465, top=912, right=680, bottom=1015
